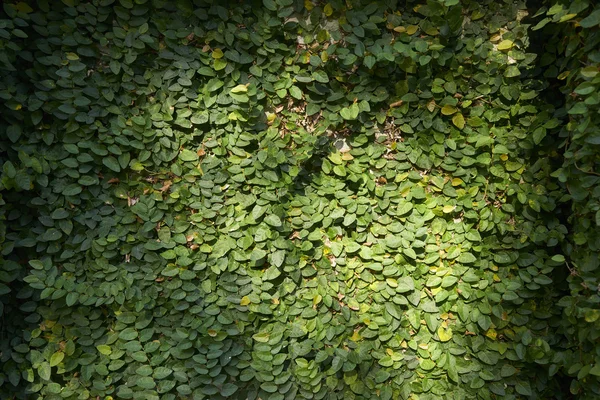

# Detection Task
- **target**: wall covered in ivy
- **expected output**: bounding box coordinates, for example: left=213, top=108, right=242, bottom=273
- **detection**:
left=1, top=0, right=599, bottom=399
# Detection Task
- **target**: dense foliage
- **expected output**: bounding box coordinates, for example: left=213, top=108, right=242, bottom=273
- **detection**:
left=0, top=0, right=598, bottom=399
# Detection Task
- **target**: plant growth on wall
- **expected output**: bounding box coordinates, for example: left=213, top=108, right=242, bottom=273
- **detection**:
left=1, top=0, right=599, bottom=399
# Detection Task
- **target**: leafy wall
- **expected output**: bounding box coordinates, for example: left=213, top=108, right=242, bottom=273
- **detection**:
left=0, top=0, right=599, bottom=399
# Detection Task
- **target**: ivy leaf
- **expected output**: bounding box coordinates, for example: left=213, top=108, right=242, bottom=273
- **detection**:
left=504, top=66, right=520, bottom=78
left=230, top=84, right=248, bottom=94
left=396, top=277, right=415, bottom=293
left=497, top=40, right=514, bottom=50
left=437, top=326, right=453, bottom=342
left=386, top=303, right=402, bottom=320
left=96, top=345, right=112, bottom=355
left=38, top=362, right=51, bottom=381
left=340, top=103, right=360, bottom=120
left=240, top=296, right=251, bottom=306
left=264, top=215, right=282, bottom=227
left=180, top=149, right=199, bottom=162
left=49, top=352, right=64, bottom=367
left=452, top=113, right=465, bottom=129
left=103, top=156, right=121, bottom=172
left=221, top=383, right=239, bottom=397
left=441, top=105, right=457, bottom=115
left=580, top=9, right=600, bottom=28
left=118, top=328, right=138, bottom=341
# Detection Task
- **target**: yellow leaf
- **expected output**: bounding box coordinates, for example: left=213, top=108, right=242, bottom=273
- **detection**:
left=230, top=84, right=248, bottom=94
left=266, top=112, right=276, bottom=123
left=437, top=326, right=453, bottom=342
left=304, top=0, right=314, bottom=11
left=65, top=52, right=79, bottom=61
left=427, top=99, right=436, bottom=112
left=451, top=178, right=463, bottom=186
left=208, top=329, right=218, bottom=337
left=559, top=13, right=577, bottom=23
left=452, top=113, right=465, bottom=129
left=493, top=274, right=501, bottom=282
left=313, top=294, right=322, bottom=306
left=490, top=34, right=502, bottom=43
left=500, top=154, right=508, bottom=161
left=393, top=26, right=406, bottom=33
left=240, top=296, right=251, bottom=306
left=406, top=25, right=419, bottom=35
left=441, top=104, right=457, bottom=115
left=350, top=330, right=362, bottom=342
left=324, top=3, right=333, bottom=16
left=585, top=310, right=600, bottom=323
left=212, top=48, right=224, bottom=59
left=485, top=329, right=497, bottom=340
left=497, top=40, right=514, bottom=51
left=443, top=205, right=455, bottom=213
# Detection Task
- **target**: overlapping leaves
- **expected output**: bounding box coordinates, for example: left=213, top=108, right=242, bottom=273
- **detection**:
left=0, top=0, right=594, bottom=399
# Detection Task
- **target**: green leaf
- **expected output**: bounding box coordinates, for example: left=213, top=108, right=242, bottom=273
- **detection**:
left=263, top=266, right=281, bottom=281
left=494, top=252, right=512, bottom=264
left=29, top=260, right=45, bottom=270
left=136, top=365, right=153, bottom=376
left=580, top=9, right=600, bottom=28
left=66, top=292, right=79, bottom=306
left=103, top=156, right=121, bottom=172
left=441, top=276, right=458, bottom=287
left=515, top=381, right=532, bottom=396
left=136, top=376, right=156, bottom=390
left=153, top=367, right=173, bottom=380
left=271, top=250, right=285, bottom=267
left=38, top=362, right=51, bottom=381
left=289, top=85, right=302, bottom=99
left=118, top=328, right=138, bottom=341
left=458, top=252, right=476, bottom=263
left=261, top=382, right=278, bottom=393
left=340, top=103, right=360, bottom=120
left=262, top=0, right=277, bottom=11
left=420, top=359, right=435, bottom=371
left=396, top=277, right=415, bottom=293
left=403, top=248, right=417, bottom=260
left=96, top=345, right=112, bottom=355
left=49, top=352, right=64, bottom=367
left=386, top=236, right=402, bottom=249
left=264, top=215, right=282, bottom=227
left=253, top=332, right=270, bottom=342
left=386, top=303, right=402, bottom=320
left=312, top=70, right=329, bottom=83
left=397, top=202, right=413, bottom=216
left=221, top=383, right=239, bottom=397
left=504, top=66, right=520, bottom=78
left=180, top=149, right=199, bottom=162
